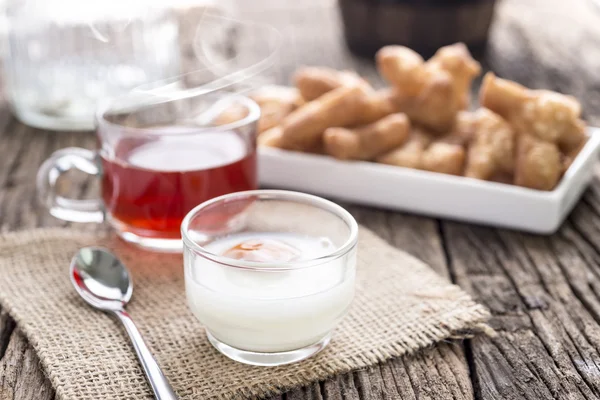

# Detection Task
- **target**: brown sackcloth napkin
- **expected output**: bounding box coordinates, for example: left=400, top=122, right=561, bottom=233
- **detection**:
left=0, top=227, right=489, bottom=399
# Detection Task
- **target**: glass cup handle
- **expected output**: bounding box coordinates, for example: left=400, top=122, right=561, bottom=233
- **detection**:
left=36, top=147, right=104, bottom=223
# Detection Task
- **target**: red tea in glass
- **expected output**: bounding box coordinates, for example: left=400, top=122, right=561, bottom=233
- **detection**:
left=36, top=91, right=260, bottom=252
left=101, top=133, right=257, bottom=241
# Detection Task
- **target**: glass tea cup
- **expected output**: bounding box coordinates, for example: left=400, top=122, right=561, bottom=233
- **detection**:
left=181, top=190, right=358, bottom=366
left=36, top=91, right=260, bottom=252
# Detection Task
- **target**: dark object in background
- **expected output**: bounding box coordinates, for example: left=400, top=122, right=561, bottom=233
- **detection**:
left=339, top=0, right=497, bottom=59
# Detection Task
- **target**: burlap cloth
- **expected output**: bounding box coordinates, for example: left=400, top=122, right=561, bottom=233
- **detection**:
left=0, top=227, right=489, bottom=399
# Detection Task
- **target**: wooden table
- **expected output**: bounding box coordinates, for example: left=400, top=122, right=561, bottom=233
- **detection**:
left=3, top=0, right=600, bottom=398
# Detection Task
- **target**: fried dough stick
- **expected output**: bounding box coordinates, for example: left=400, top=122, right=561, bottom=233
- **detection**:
left=480, top=72, right=586, bottom=152
left=279, top=85, right=368, bottom=151
left=251, top=86, right=304, bottom=133
left=422, top=142, right=466, bottom=176
left=376, top=127, right=433, bottom=169
left=515, top=134, right=562, bottom=191
left=428, top=43, right=481, bottom=109
left=293, top=67, right=371, bottom=101
left=464, top=108, right=516, bottom=180
left=377, top=43, right=480, bottom=132
left=323, top=113, right=410, bottom=160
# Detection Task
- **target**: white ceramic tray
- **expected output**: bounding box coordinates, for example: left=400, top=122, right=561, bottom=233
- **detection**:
left=258, top=128, right=600, bottom=234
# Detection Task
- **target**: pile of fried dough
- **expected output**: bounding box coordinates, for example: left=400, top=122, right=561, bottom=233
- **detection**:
left=245, top=43, right=588, bottom=191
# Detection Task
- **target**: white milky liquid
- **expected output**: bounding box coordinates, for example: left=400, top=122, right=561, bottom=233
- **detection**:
left=185, top=232, right=356, bottom=353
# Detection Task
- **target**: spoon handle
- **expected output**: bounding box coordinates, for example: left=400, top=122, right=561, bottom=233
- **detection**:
left=114, top=310, right=178, bottom=400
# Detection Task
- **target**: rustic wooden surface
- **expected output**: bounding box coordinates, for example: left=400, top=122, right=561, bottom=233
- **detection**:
left=2, top=0, right=600, bottom=399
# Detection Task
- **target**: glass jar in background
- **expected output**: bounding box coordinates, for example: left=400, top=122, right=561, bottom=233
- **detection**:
left=1, top=0, right=181, bottom=131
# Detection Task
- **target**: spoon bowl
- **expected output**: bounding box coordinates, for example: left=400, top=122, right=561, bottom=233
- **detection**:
left=70, top=247, right=132, bottom=311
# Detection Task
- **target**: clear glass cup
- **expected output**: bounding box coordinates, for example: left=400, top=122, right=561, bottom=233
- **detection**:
left=1, top=0, right=181, bottom=131
left=181, top=190, right=358, bottom=366
left=36, top=91, right=260, bottom=252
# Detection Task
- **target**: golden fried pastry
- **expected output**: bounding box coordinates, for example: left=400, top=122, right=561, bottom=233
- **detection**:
left=515, top=134, right=561, bottom=191
left=559, top=119, right=587, bottom=153
left=353, top=88, right=409, bottom=126
left=377, top=45, right=474, bottom=133
left=428, top=43, right=481, bottom=109
left=257, top=126, right=284, bottom=148
left=377, top=43, right=479, bottom=132
left=257, top=103, right=293, bottom=133
left=304, top=139, right=326, bottom=155
left=480, top=72, right=586, bottom=150
left=376, top=127, right=433, bottom=169
left=476, top=108, right=515, bottom=174
left=251, top=86, right=304, bottom=133
left=518, top=90, right=583, bottom=143
left=439, top=111, right=478, bottom=146
left=251, top=85, right=304, bottom=109
left=213, top=105, right=249, bottom=126
left=280, top=85, right=368, bottom=151
left=561, top=155, right=572, bottom=175
left=422, top=142, right=466, bottom=175
left=490, top=172, right=513, bottom=185
left=259, top=126, right=323, bottom=153
left=464, top=108, right=516, bottom=180
left=404, top=72, right=460, bottom=133
left=465, top=144, right=495, bottom=180
left=293, top=67, right=371, bottom=101
left=376, top=46, right=425, bottom=96
left=479, top=72, right=529, bottom=118
left=323, top=113, right=410, bottom=160
left=561, top=137, right=587, bottom=173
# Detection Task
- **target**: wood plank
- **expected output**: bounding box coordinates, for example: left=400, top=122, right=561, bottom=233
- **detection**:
left=450, top=0, right=600, bottom=397
left=442, top=218, right=600, bottom=399
left=0, top=308, right=16, bottom=363
left=0, top=312, right=55, bottom=400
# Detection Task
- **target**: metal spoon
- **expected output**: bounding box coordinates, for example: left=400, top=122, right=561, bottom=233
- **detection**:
left=70, top=247, right=178, bottom=400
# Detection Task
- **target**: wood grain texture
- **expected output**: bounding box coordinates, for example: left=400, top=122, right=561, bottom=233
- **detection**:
left=0, top=323, right=54, bottom=400
left=443, top=209, right=600, bottom=399
left=2, top=0, right=600, bottom=399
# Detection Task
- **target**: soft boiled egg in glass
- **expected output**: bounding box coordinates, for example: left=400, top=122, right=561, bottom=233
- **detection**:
left=181, top=190, right=358, bottom=366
